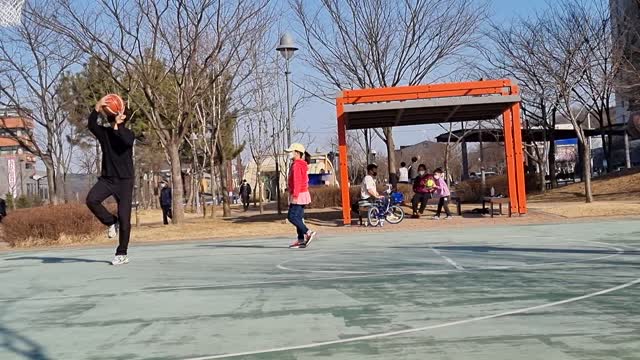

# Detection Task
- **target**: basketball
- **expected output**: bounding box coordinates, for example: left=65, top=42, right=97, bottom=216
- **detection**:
left=627, top=112, right=640, bottom=140
left=102, top=94, right=125, bottom=116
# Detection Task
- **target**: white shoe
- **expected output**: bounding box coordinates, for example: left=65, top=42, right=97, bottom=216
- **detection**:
left=111, top=255, right=129, bottom=266
left=432, top=216, right=441, bottom=220
left=107, top=223, right=119, bottom=238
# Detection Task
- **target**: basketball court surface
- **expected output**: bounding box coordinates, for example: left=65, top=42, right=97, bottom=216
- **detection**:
left=1, top=220, right=639, bottom=359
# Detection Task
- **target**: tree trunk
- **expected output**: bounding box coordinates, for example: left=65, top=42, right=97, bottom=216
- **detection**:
left=210, top=155, right=217, bottom=218
left=168, top=142, right=185, bottom=224
left=219, top=161, right=231, bottom=217
left=624, top=132, right=631, bottom=169
left=461, top=140, right=469, bottom=180
left=257, top=167, right=264, bottom=214
left=43, top=160, right=57, bottom=205
left=538, top=166, right=546, bottom=193
left=581, top=141, right=593, bottom=203
left=383, top=127, right=398, bottom=187
left=548, top=134, right=557, bottom=189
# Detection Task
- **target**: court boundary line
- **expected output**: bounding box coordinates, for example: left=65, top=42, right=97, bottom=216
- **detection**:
left=430, top=247, right=465, bottom=270
left=276, top=240, right=624, bottom=275
left=182, top=276, right=640, bottom=359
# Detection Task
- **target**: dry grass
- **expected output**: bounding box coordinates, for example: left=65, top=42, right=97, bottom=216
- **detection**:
left=528, top=200, right=640, bottom=218
left=530, top=169, right=640, bottom=203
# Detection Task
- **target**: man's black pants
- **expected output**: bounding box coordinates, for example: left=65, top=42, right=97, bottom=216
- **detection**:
left=162, top=206, right=172, bottom=225
left=86, top=177, right=134, bottom=255
left=411, top=193, right=431, bottom=215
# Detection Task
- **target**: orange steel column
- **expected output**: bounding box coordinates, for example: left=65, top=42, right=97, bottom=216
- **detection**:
left=502, top=107, right=520, bottom=214
left=336, top=97, right=351, bottom=225
left=510, top=102, right=528, bottom=214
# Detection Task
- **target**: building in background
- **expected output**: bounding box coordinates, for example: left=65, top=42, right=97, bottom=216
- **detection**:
left=0, top=108, right=47, bottom=201
left=611, top=0, right=640, bottom=121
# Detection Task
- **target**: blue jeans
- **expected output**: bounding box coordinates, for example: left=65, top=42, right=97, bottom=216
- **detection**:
left=288, top=204, right=309, bottom=240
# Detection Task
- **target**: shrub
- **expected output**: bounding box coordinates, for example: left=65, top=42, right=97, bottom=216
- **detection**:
left=5, top=193, right=14, bottom=209
left=307, top=183, right=414, bottom=209
left=15, top=195, right=31, bottom=209
left=0, top=203, right=104, bottom=247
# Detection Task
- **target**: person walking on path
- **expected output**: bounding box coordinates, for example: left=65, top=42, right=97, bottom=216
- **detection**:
left=159, top=180, right=172, bottom=225
left=0, top=197, right=6, bottom=223
left=85, top=95, right=135, bottom=266
left=286, top=143, right=317, bottom=249
left=433, top=168, right=453, bottom=220
left=239, top=180, right=252, bottom=211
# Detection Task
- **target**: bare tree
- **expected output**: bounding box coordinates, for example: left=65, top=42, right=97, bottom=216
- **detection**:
left=527, top=1, right=598, bottom=202
left=480, top=17, right=561, bottom=192
left=572, top=1, right=621, bottom=173
left=0, top=1, right=81, bottom=204
left=42, top=0, right=272, bottom=223
left=292, top=0, right=486, bottom=185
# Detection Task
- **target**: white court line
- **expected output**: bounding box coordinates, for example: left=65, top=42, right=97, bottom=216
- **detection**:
left=277, top=240, right=623, bottom=275
left=182, top=277, right=640, bottom=360
left=0, top=241, right=629, bottom=303
left=430, top=247, right=465, bottom=270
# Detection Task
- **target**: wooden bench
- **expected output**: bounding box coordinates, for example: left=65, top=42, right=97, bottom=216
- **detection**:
left=482, top=197, right=511, bottom=218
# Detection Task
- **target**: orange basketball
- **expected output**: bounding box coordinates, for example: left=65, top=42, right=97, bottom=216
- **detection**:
left=103, top=94, right=125, bottom=116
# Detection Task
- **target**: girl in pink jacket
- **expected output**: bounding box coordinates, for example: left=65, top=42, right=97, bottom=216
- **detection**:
left=285, top=143, right=317, bottom=248
left=433, top=168, right=453, bottom=220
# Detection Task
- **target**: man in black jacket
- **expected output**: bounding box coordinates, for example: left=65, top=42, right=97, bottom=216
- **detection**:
left=159, top=180, right=172, bottom=225
left=85, top=96, right=135, bottom=266
left=239, top=179, right=251, bottom=211
left=0, top=197, right=6, bottom=223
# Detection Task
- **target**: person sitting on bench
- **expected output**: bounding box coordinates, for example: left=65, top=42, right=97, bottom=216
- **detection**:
left=411, top=164, right=435, bottom=219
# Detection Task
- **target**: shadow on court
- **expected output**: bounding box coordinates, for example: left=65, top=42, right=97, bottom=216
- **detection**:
left=4, top=257, right=111, bottom=264
left=197, top=244, right=286, bottom=249
left=393, top=245, right=640, bottom=256
left=0, top=325, right=51, bottom=360
left=225, top=210, right=343, bottom=227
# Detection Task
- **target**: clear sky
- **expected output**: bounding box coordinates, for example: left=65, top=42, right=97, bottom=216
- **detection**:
left=289, top=0, right=552, bottom=154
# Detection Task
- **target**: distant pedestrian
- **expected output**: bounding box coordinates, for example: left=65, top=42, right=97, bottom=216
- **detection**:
left=0, top=196, right=6, bottom=223
left=239, top=180, right=252, bottom=211
left=159, top=180, right=172, bottom=225
left=398, top=162, right=409, bottom=184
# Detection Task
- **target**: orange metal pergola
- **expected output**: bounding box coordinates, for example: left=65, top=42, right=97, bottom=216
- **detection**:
left=336, top=79, right=527, bottom=225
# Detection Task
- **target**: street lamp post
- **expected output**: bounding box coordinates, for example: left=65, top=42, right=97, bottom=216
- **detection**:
left=276, top=33, right=298, bottom=216
left=276, top=33, right=298, bottom=147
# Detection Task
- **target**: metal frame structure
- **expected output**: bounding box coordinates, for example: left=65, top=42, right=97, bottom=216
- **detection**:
left=336, top=79, right=526, bottom=225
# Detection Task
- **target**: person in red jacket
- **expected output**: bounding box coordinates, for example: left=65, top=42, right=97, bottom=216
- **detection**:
left=411, top=164, right=436, bottom=219
left=285, top=143, right=317, bottom=249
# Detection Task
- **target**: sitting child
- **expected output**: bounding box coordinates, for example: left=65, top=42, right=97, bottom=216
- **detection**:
left=411, top=164, right=436, bottom=219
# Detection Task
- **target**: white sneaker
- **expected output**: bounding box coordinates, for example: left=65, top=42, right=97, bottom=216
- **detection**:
left=111, top=255, right=129, bottom=266
left=432, top=216, right=441, bottom=220
left=107, top=223, right=119, bottom=238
